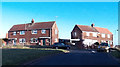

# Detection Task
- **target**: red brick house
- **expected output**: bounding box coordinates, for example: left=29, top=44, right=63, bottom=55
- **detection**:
left=71, top=24, right=113, bottom=49
left=8, top=19, right=59, bottom=46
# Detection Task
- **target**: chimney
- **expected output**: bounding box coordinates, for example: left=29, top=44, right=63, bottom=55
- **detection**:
left=91, top=23, right=95, bottom=27
left=31, top=19, right=34, bottom=23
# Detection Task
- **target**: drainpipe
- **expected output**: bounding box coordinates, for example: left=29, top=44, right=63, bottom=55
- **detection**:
left=50, top=29, right=52, bottom=45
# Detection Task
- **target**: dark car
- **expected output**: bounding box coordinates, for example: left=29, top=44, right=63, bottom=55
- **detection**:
left=97, top=43, right=111, bottom=52
left=52, top=43, right=70, bottom=49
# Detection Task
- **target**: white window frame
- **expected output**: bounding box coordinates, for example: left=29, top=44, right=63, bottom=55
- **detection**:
left=19, top=38, right=26, bottom=43
left=31, top=38, right=38, bottom=43
left=74, top=32, right=77, bottom=36
left=31, top=30, right=37, bottom=34
left=55, top=38, right=58, bottom=42
left=86, top=32, right=90, bottom=36
left=110, top=41, right=112, bottom=44
left=55, top=29, right=57, bottom=34
left=20, top=31, right=25, bottom=35
left=13, top=31, right=16, bottom=35
left=41, top=29, right=46, bottom=34
left=107, top=34, right=110, bottom=38
left=102, top=34, right=105, bottom=38
left=93, top=33, right=97, bottom=37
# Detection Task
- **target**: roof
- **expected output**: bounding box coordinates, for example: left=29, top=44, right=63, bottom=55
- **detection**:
left=76, top=25, right=98, bottom=32
left=9, top=21, right=55, bottom=31
left=76, top=25, right=112, bottom=34
left=94, top=27, right=112, bottom=34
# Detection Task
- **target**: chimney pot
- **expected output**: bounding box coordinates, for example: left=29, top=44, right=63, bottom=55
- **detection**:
left=91, top=23, right=95, bottom=27
left=31, top=19, right=34, bottom=23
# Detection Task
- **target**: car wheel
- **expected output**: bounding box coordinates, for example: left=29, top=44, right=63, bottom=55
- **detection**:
left=56, top=47, right=58, bottom=49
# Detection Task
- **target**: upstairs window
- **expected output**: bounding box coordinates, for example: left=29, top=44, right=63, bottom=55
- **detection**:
left=13, top=32, right=16, bottom=35
left=102, top=34, right=105, bottom=38
left=32, top=30, right=37, bottom=34
left=93, top=33, right=97, bottom=37
left=41, top=29, right=46, bottom=34
left=86, top=32, right=90, bottom=36
left=31, top=38, right=38, bottom=43
left=19, top=38, right=26, bottom=43
left=74, top=32, right=77, bottom=36
left=55, top=29, right=57, bottom=34
left=20, top=31, right=25, bottom=35
left=107, top=34, right=110, bottom=38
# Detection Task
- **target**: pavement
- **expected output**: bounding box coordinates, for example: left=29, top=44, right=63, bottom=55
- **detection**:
left=24, top=49, right=120, bottom=66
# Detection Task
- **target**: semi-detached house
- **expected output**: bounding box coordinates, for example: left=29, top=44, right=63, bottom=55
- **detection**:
left=71, top=24, right=113, bottom=49
left=8, top=19, right=59, bottom=45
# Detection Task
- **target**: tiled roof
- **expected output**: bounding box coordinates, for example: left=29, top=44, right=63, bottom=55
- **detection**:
left=9, top=21, right=55, bottom=31
left=76, top=25, right=112, bottom=34
left=94, top=27, right=112, bottom=34
left=76, top=25, right=98, bottom=32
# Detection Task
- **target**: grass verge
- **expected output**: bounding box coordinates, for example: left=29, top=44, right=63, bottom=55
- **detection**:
left=2, top=48, right=69, bottom=65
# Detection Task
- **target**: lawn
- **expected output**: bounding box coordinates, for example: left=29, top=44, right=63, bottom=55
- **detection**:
left=2, top=48, right=68, bottom=65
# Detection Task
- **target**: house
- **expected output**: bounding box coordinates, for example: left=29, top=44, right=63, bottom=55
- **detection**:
left=8, top=19, right=59, bottom=46
left=71, top=24, right=113, bottom=49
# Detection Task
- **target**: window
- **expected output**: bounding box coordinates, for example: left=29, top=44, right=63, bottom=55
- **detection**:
left=32, top=30, right=37, bottom=34
left=93, top=33, right=97, bottom=37
left=102, top=34, right=105, bottom=38
left=20, top=31, right=25, bottom=35
left=55, top=38, right=58, bottom=42
left=19, top=38, right=26, bottom=43
left=86, top=32, right=89, bottom=36
left=107, top=34, right=110, bottom=38
left=41, top=29, right=46, bottom=34
left=74, top=32, right=77, bottom=36
left=13, top=32, right=16, bottom=35
left=55, top=29, right=57, bottom=34
left=31, top=38, right=38, bottom=43
left=110, top=41, right=112, bottom=44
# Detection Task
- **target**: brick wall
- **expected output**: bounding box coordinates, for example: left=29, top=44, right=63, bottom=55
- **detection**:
left=51, top=22, right=59, bottom=45
left=8, top=29, right=50, bottom=45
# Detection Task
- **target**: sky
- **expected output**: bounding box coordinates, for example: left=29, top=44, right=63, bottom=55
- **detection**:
left=0, top=2, right=119, bottom=45
left=1, top=0, right=120, bottom=2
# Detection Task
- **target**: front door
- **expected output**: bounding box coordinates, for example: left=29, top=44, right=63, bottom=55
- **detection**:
left=13, top=40, right=16, bottom=45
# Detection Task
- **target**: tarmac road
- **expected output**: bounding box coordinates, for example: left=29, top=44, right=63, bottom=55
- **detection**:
left=25, top=50, right=120, bottom=66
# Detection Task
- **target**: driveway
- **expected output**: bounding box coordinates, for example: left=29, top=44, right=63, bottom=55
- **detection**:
left=25, top=50, right=120, bottom=66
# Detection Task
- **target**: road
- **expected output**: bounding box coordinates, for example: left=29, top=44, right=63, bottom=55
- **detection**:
left=25, top=50, right=120, bottom=66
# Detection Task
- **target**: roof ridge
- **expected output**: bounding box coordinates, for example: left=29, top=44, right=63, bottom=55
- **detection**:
left=95, top=26, right=108, bottom=29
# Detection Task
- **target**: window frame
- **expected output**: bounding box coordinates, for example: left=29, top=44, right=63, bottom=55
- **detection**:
left=55, top=38, right=58, bottom=42
left=101, top=34, right=105, bottom=38
left=19, top=38, right=26, bottom=43
left=31, top=30, right=37, bottom=34
left=41, top=29, right=46, bottom=34
left=107, top=34, right=110, bottom=38
left=74, top=32, right=77, bottom=36
left=13, top=31, right=16, bottom=35
left=86, top=32, right=90, bottom=36
left=93, top=33, right=97, bottom=37
left=20, top=31, right=25, bottom=35
left=55, top=29, right=57, bottom=34
left=31, top=38, right=38, bottom=43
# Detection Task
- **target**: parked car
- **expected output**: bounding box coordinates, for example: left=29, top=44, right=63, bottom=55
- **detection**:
left=52, top=43, right=70, bottom=49
left=97, top=43, right=110, bottom=52
left=115, top=45, right=120, bottom=50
